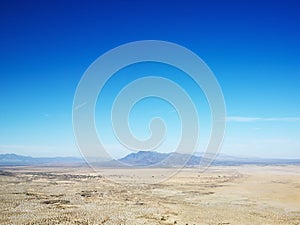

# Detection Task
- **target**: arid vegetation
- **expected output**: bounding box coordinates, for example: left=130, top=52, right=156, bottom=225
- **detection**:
left=0, top=166, right=299, bottom=224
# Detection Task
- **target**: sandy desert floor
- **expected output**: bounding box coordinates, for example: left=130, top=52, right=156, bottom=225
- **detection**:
left=0, top=165, right=299, bottom=225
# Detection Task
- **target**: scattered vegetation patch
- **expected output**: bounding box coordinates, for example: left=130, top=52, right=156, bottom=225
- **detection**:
left=42, top=199, right=70, bottom=205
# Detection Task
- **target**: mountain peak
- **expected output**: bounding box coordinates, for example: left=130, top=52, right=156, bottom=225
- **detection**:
left=119, top=151, right=200, bottom=167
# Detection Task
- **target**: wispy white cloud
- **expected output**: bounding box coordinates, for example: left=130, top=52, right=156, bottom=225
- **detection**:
left=74, top=102, right=87, bottom=110
left=227, top=116, right=300, bottom=123
left=167, top=109, right=178, bottom=115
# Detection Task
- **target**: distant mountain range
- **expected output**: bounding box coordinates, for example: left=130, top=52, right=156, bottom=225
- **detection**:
left=0, top=153, right=84, bottom=166
left=118, top=151, right=300, bottom=167
left=0, top=152, right=299, bottom=167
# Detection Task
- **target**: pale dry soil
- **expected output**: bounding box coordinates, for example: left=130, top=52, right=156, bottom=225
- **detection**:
left=0, top=165, right=299, bottom=225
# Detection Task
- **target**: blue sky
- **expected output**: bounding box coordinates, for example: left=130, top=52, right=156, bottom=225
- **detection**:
left=0, top=0, right=299, bottom=158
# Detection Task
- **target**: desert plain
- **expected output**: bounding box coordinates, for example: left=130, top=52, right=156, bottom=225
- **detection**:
left=0, top=165, right=299, bottom=225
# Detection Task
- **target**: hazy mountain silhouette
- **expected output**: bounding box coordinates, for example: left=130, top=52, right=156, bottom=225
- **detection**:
left=0, top=153, right=84, bottom=166
left=1, top=152, right=299, bottom=167
left=119, top=151, right=201, bottom=167
left=118, top=151, right=300, bottom=167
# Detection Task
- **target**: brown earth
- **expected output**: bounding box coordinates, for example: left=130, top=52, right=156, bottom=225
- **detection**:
left=0, top=165, right=299, bottom=225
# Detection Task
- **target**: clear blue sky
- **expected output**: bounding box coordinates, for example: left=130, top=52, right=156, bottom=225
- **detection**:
left=0, top=0, right=299, bottom=158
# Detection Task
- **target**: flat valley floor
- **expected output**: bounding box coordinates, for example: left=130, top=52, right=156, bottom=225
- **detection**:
left=0, top=165, right=299, bottom=225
